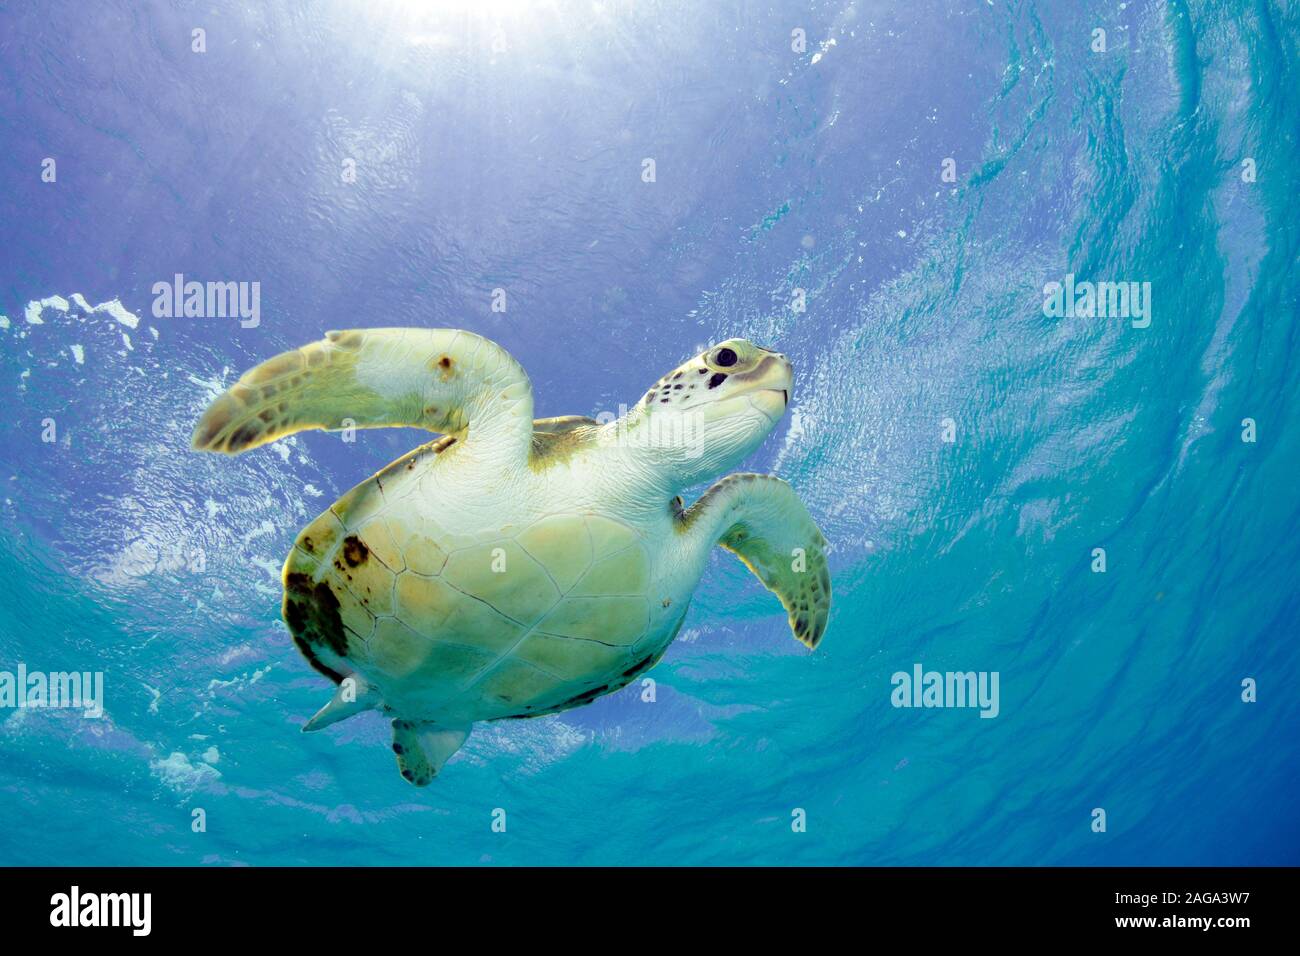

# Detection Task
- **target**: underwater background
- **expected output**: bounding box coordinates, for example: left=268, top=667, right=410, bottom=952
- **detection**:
left=1, top=0, right=1297, bottom=866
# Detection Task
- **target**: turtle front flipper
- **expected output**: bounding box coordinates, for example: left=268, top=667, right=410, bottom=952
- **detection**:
left=191, top=328, right=535, bottom=463
left=391, top=720, right=471, bottom=786
left=682, top=474, right=831, bottom=649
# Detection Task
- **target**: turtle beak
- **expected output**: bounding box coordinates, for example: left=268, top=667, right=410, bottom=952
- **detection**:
left=771, top=354, right=794, bottom=404
left=739, top=355, right=793, bottom=423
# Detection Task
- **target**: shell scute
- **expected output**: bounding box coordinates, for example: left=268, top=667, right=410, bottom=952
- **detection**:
left=474, top=659, right=566, bottom=711
left=515, top=514, right=593, bottom=592
left=365, top=617, right=432, bottom=679
left=334, top=535, right=398, bottom=618
left=584, top=514, right=638, bottom=559
left=295, top=508, right=345, bottom=564
left=536, top=595, right=650, bottom=646
left=361, top=518, right=406, bottom=573
left=387, top=518, right=448, bottom=576
left=514, top=632, right=631, bottom=681
left=441, top=540, right=561, bottom=627
left=394, top=572, right=525, bottom=654
left=568, top=543, right=650, bottom=597
left=336, top=591, right=376, bottom=644
left=329, top=478, right=385, bottom=528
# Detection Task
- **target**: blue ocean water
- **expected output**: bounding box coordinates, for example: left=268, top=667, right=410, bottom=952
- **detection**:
left=1, top=0, right=1297, bottom=866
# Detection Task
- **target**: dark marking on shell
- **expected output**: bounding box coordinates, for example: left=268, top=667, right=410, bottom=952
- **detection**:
left=518, top=680, right=614, bottom=719
left=290, top=634, right=345, bottom=685
left=568, top=683, right=610, bottom=706
left=283, top=572, right=350, bottom=661
left=622, top=654, right=657, bottom=679
left=342, top=535, right=369, bottom=568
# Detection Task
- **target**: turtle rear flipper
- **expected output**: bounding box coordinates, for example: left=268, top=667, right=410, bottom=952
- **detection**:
left=392, top=720, right=471, bottom=786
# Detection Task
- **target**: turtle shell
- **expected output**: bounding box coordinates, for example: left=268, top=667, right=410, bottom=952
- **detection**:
left=281, top=441, right=667, bottom=722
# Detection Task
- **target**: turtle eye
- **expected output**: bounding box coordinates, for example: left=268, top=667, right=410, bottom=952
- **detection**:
left=712, top=347, right=738, bottom=368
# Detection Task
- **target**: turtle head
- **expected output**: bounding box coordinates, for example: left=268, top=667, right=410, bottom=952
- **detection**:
left=623, top=338, right=793, bottom=486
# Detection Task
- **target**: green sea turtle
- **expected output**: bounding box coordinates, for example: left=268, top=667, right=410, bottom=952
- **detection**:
left=193, top=329, right=830, bottom=784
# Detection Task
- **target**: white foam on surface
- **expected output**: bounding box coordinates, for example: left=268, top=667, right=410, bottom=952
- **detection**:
left=23, top=293, right=144, bottom=342
left=150, top=751, right=221, bottom=793
left=24, top=295, right=71, bottom=324
left=98, top=298, right=140, bottom=329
